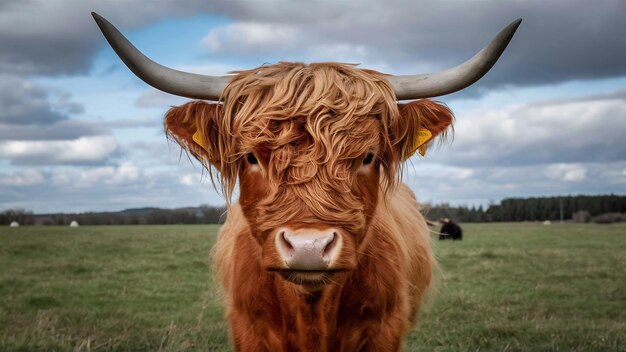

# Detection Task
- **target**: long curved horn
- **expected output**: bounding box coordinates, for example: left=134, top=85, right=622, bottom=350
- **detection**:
left=388, top=19, right=522, bottom=100
left=92, top=12, right=230, bottom=101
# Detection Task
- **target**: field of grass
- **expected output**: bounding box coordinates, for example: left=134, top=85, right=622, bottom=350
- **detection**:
left=0, top=223, right=625, bottom=351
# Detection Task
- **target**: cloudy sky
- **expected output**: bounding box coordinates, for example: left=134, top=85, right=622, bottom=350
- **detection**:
left=0, top=0, right=625, bottom=213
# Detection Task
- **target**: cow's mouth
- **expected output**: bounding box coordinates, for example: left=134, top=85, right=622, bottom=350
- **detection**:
left=275, top=269, right=345, bottom=288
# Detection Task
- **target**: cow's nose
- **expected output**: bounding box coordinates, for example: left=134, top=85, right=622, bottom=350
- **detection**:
left=275, top=228, right=341, bottom=270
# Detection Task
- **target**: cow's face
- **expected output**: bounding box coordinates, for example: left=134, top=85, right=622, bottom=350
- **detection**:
left=165, top=63, right=453, bottom=291
left=235, top=108, right=384, bottom=291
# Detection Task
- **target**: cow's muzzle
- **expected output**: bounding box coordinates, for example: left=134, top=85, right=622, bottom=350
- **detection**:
left=275, top=227, right=342, bottom=271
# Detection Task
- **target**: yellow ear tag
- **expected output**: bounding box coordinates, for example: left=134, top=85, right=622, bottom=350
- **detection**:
left=192, top=130, right=209, bottom=152
left=410, top=129, right=433, bottom=157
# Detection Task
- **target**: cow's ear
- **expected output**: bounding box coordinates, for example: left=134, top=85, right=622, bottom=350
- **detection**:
left=396, top=99, right=454, bottom=159
left=164, top=101, right=223, bottom=166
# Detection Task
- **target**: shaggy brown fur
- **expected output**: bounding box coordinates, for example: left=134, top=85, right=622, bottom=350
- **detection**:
left=164, top=62, right=454, bottom=351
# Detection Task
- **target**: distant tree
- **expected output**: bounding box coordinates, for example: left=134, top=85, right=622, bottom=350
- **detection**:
left=485, top=195, right=626, bottom=222
left=0, top=209, right=35, bottom=225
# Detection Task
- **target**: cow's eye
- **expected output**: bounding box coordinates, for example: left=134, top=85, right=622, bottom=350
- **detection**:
left=246, top=153, right=258, bottom=165
left=362, top=153, right=374, bottom=165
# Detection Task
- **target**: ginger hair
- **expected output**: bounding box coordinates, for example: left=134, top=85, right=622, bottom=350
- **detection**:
left=213, top=62, right=409, bottom=200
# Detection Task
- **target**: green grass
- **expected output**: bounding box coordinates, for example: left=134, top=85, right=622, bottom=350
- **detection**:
left=1, top=223, right=625, bottom=351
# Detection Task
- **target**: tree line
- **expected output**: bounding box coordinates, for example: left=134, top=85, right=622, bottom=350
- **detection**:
left=1, top=206, right=226, bottom=226
left=424, top=194, right=626, bottom=223
left=0, top=209, right=35, bottom=226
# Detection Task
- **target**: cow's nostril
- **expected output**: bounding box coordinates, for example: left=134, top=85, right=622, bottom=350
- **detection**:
left=279, top=231, right=294, bottom=251
left=322, top=232, right=338, bottom=257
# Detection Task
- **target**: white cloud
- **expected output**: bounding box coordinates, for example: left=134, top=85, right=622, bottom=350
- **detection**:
left=178, top=172, right=211, bottom=186
left=201, top=22, right=299, bottom=54
left=179, top=173, right=199, bottom=186
left=109, top=161, right=140, bottom=184
left=135, top=89, right=188, bottom=109
left=545, top=163, right=587, bottom=182
left=439, top=91, right=626, bottom=167
left=305, top=43, right=369, bottom=62
left=405, top=163, right=474, bottom=181
left=0, top=170, right=45, bottom=186
left=51, top=161, right=140, bottom=188
left=0, top=135, right=118, bottom=164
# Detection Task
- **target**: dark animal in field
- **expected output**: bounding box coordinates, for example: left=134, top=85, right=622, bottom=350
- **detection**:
left=439, top=218, right=463, bottom=240
left=93, top=12, right=520, bottom=351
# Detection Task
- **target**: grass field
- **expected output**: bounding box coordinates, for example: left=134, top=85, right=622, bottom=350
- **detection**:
left=0, top=223, right=625, bottom=351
